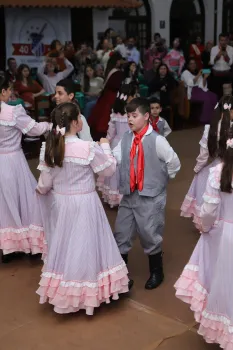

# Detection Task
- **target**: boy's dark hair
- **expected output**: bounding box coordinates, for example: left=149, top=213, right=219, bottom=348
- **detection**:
left=56, top=79, right=77, bottom=96
left=149, top=97, right=161, bottom=107
left=7, top=57, right=16, bottom=66
left=126, top=97, right=150, bottom=115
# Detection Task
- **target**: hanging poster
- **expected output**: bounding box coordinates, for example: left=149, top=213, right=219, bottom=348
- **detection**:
left=5, top=8, right=71, bottom=68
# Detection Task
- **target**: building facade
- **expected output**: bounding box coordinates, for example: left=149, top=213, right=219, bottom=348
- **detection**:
left=94, top=0, right=226, bottom=48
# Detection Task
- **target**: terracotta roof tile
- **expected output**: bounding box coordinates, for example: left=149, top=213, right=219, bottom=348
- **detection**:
left=0, top=0, right=142, bottom=7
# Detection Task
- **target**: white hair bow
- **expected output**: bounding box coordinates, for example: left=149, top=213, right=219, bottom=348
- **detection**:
left=120, top=93, right=127, bottom=101
left=56, top=125, right=66, bottom=136
left=223, top=103, right=232, bottom=111
left=226, top=138, right=233, bottom=149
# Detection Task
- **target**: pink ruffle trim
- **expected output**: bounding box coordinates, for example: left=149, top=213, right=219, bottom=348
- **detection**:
left=37, top=264, right=129, bottom=315
left=180, top=196, right=202, bottom=230
left=175, top=267, right=233, bottom=349
left=0, top=225, right=47, bottom=256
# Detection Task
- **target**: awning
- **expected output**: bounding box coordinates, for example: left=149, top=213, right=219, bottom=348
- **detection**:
left=0, top=0, right=142, bottom=7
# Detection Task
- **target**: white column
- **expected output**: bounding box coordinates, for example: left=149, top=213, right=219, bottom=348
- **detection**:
left=216, top=0, right=223, bottom=41
left=203, top=0, right=215, bottom=42
left=92, top=9, right=110, bottom=49
left=149, top=0, right=172, bottom=44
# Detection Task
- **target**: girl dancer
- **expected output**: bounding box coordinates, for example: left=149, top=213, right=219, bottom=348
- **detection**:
left=97, top=83, right=137, bottom=208
left=36, top=102, right=129, bottom=315
left=0, top=74, right=51, bottom=263
left=180, top=95, right=233, bottom=229
left=175, top=124, right=233, bottom=350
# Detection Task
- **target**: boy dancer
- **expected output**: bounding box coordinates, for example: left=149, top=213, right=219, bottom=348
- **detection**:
left=113, top=98, right=180, bottom=290
left=149, top=97, right=171, bottom=137
left=55, top=79, right=92, bottom=141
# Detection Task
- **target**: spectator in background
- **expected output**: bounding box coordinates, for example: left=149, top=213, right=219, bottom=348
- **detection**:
left=124, top=61, right=139, bottom=85
left=209, top=33, right=233, bottom=98
left=5, top=58, right=17, bottom=83
left=64, top=41, right=75, bottom=66
left=148, top=63, right=177, bottom=107
left=201, top=41, right=213, bottom=69
left=97, top=38, right=113, bottom=71
left=126, top=37, right=140, bottom=65
left=82, top=65, right=104, bottom=119
left=144, top=41, right=166, bottom=71
left=144, top=58, right=162, bottom=85
left=189, top=36, right=205, bottom=70
left=14, top=64, right=45, bottom=108
left=95, top=64, right=105, bottom=79
left=164, top=38, right=185, bottom=80
left=75, top=42, right=96, bottom=80
left=47, top=40, right=66, bottom=72
left=115, top=36, right=127, bottom=59
left=37, top=54, right=74, bottom=94
left=181, top=58, right=217, bottom=124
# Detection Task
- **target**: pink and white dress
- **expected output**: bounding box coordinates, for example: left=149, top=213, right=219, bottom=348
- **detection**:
left=97, top=112, right=129, bottom=208
left=180, top=124, right=220, bottom=229
left=175, top=163, right=233, bottom=350
left=0, top=102, right=50, bottom=255
left=36, top=136, right=129, bottom=315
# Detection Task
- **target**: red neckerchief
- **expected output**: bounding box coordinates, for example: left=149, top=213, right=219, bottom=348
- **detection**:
left=150, top=116, right=159, bottom=133
left=130, top=124, right=149, bottom=192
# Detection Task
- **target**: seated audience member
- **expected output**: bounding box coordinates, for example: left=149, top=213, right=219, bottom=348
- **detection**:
left=14, top=64, right=45, bottom=108
left=144, top=58, right=162, bottom=86
left=126, top=37, right=140, bottom=65
left=5, top=58, right=17, bottom=83
left=201, top=41, right=213, bottom=69
left=47, top=40, right=66, bottom=72
left=96, top=38, right=113, bottom=71
left=124, top=61, right=139, bottom=85
left=189, top=36, right=204, bottom=70
left=55, top=79, right=92, bottom=141
left=209, top=33, right=233, bottom=98
left=82, top=65, right=104, bottom=119
left=115, top=36, right=127, bottom=59
left=144, top=41, right=166, bottom=71
left=181, top=58, right=218, bottom=124
left=148, top=63, right=177, bottom=107
left=164, top=38, right=185, bottom=80
left=37, top=54, right=74, bottom=94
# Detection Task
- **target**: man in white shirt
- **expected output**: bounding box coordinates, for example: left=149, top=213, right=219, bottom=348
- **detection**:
left=54, top=79, right=92, bottom=141
left=210, top=33, right=233, bottom=98
left=37, top=54, right=74, bottom=94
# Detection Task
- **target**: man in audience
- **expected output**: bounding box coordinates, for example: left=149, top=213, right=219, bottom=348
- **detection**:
left=144, top=58, right=162, bottom=85
left=126, top=37, right=140, bottom=65
left=5, top=58, right=17, bottom=83
left=210, top=33, right=233, bottom=98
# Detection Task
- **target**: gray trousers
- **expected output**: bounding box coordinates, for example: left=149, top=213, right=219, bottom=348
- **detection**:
left=114, top=190, right=166, bottom=256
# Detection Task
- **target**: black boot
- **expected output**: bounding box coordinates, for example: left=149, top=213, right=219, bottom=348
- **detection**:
left=1, top=253, right=16, bottom=264
left=145, top=252, right=164, bottom=290
left=121, top=254, right=134, bottom=290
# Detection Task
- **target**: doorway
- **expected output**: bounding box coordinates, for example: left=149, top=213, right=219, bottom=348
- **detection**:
left=170, top=0, right=205, bottom=56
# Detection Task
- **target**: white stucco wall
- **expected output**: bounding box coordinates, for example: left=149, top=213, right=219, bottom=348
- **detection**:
left=92, top=0, right=223, bottom=48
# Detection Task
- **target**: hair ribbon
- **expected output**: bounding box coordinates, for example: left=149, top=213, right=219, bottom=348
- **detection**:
left=56, top=125, right=66, bottom=136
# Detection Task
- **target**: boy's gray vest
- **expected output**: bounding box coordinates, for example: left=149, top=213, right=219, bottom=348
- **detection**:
left=119, top=130, right=168, bottom=197
left=157, top=119, right=165, bottom=137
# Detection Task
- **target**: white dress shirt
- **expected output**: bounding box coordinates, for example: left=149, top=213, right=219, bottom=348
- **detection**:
left=78, top=115, right=93, bottom=141
left=112, top=124, right=180, bottom=179
left=181, top=70, right=208, bottom=100
left=37, top=59, right=74, bottom=93
left=210, top=45, right=233, bottom=71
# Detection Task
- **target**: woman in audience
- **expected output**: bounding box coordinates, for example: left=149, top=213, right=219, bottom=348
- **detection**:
left=124, top=61, right=139, bottom=85
left=181, top=58, right=218, bottom=124
left=189, top=36, right=204, bottom=70
left=14, top=64, right=45, bottom=108
left=97, top=38, right=113, bottom=71
left=88, top=52, right=124, bottom=140
left=82, top=65, right=104, bottom=119
left=148, top=63, right=177, bottom=107
left=164, top=38, right=185, bottom=80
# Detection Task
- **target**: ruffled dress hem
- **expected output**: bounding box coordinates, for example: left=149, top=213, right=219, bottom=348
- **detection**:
left=180, top=196, right=202, bottom=229
left=0, top=224, right=47, bottom=255
left=36, top=263, right=129, bottom=315
left=175, top=264, right=233, bottom=349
